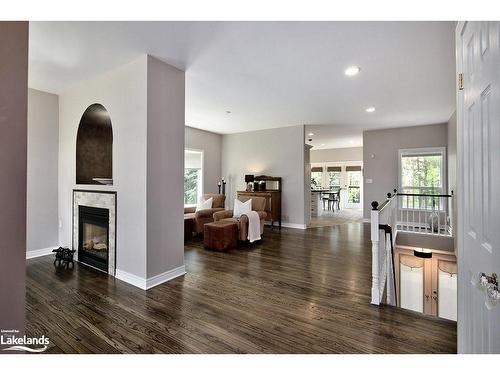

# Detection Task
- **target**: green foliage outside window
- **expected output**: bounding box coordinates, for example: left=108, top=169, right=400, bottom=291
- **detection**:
left=311, top=171, right=323, bottom=189
left=401, top=154, right=442, bottom=194
left=184, top=168, right=199, bottom=204
left=401, top=154, right=443, bottom=209
left=328, top=172, right=341, bottom=190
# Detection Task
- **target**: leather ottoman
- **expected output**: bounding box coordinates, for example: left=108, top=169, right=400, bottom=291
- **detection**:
left=184, top=216, right=195, bottom=240
left=204, top=221, right=238, bottom=251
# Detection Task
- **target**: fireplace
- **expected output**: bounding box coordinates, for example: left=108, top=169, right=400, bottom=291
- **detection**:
left=78, top=205, right=109, bottom=272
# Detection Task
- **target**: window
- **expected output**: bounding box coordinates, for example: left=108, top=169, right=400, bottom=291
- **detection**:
left=311, top=166, right=323, bottom=189
left=327, top=166, right=341, bottom=190
left=184, top=149, right=203, bottom=205
left=346, top=166, right=362, bottom=204
left=399, top=147, right=445, bottom=209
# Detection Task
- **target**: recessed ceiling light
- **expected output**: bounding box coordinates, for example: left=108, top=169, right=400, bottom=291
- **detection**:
left=308, top=132, right=314, bottom=136
left=321, top=143, right=326, bottom=146
left=365, top=107, right=376, bottom=113
left=344, top=66, right=361, bottom=76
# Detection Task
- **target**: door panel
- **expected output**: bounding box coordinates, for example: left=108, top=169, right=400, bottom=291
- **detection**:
left=458, top=21, right=500, bottom=353
left=400, top=263, right=424, bottom=313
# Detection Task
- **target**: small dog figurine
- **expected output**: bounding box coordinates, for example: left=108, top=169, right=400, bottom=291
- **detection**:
left=52, top=247, right=76, bottom=269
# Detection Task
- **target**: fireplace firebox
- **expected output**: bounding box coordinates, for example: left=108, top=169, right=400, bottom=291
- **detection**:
left=78, top=205, right=109, bottom=272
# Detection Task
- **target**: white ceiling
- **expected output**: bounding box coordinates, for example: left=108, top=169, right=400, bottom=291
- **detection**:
left=29, top=21, right=456, bottom=135
left=305, top=125, right=364, bottom=150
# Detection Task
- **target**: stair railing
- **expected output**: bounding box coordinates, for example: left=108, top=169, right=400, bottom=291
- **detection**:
left=371, top=190, right=398, bottom=306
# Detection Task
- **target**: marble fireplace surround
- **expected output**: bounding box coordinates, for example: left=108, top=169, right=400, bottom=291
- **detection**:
left=73, top=190, right=116, bottom=275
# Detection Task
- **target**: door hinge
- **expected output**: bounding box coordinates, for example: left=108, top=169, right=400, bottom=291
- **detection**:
left=458, top=73, right=464, bottom=90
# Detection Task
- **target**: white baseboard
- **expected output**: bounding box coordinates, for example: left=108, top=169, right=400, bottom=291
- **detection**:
left=26, top=247, right=57, bottom=260
left=115, top=269, right=147, bottom=289
left=265, top=221, right=307, bottom=230
left=281, top=222, right=307, bottom=230
left=146, top=265, right=186, bottom=289
left=115, top=265, right=186, bottom=290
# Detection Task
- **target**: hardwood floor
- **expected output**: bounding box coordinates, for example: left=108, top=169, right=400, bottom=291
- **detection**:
left=26, top=223, right=456, bottom=353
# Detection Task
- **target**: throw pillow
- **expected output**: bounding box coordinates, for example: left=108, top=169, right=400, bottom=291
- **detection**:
left=196, top=197, right=213, bottom=212
left=233, top=198, right=252, bottom=218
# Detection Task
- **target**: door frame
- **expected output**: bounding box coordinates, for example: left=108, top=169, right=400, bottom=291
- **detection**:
left=310, top=161, right=363, bottom=209
left=456, top=20, right=466, bottom=354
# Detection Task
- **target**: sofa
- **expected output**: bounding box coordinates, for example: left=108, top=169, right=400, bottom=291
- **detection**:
left=184, top=194, right=226, bottom=235
left=213, top=196, right=267, bottom=241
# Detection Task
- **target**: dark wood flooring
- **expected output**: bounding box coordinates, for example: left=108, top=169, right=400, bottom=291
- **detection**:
left=26, top=223, right=457, bottom=353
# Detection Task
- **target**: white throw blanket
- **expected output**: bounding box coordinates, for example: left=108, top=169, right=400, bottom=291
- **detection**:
left=245, top=210, right=261, bottom=243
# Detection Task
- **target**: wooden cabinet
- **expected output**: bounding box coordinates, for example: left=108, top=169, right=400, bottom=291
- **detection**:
left=237, top=191, right=281, bottom=229
left=394, top=246, right=457, bottom=321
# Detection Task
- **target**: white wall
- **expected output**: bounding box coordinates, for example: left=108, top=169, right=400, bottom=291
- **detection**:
left=185, top=126, right=222, bottom=195
left=27, top=88, right=59, bottom=253
left=59, top=56, right=148, bottom=279
left=146, top=56, right=185, bottom=279
left=310, top=147, right=363, bottom=163
left=222, top=125, right=306, bottom=227
left=362, top=123, right=448, bottom=219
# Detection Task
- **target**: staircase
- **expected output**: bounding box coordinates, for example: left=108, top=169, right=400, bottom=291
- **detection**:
left=371, top=189, right=457, bottom=321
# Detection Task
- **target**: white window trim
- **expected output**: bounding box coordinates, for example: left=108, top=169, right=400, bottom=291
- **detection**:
left=398, top=147, right=447, bottom=194
left=184, top=148, right=204, bottom=206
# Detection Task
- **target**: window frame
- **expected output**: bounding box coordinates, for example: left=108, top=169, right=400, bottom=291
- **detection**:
left=184, top=148, right=204, bottom=207
left=398, top=147, right=447, bottom=196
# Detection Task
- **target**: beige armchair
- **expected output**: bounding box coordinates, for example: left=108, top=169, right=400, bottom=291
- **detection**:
left=213, top=196, right=267, bottom=241
left=184, top=194, right=226, bottom=234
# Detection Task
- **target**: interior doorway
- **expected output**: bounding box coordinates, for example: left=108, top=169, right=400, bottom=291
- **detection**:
left=310, top=161, right=363, bottom=227
left=311, top=161, right=363, bottom=209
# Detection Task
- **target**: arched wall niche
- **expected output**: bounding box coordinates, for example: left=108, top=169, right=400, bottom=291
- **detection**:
left=76, top=103, right=113, bottom=185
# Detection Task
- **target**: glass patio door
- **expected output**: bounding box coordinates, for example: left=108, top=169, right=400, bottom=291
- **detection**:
left=345, top=164, right=362, bottom=209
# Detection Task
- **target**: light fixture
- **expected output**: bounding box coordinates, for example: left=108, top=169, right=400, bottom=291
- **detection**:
left=321, top=143, right=326, bottom=146
left=226, top=110, right=231, bottom=114
left=414, top=248, right=432, bottom=259
left=365, top=107, right=376, bottom=113
left=308, top=132, right=314, bottom=136
left=344, top=66, right=361, bottom=76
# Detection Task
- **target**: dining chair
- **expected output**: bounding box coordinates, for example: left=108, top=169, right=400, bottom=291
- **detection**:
left=322, top=193, right=331, bottom=210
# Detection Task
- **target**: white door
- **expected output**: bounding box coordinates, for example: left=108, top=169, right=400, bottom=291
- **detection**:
left=457, top=21, right=500, bottom=353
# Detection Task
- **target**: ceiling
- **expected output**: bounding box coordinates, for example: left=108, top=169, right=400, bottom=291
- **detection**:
left=305, top=125, right=364, bottom=150
left=29, top=21, right=456, bottom=136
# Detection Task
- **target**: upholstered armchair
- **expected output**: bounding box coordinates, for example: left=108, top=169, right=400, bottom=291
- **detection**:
left=184, top=194, right=226, bottom=234
left=213, top=196, right=267, bottom=241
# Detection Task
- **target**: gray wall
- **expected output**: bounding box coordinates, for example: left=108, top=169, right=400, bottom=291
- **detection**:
left=222, top=125, right=307, bottom=227
left=185, top=126, right=222, bottom=195
left=447, top=111, right=457, bottom=196
left=304, top=144, right=312, bottom=226
left=27, top=89, right=59, bottom=253
left=363, top=123, right=448, bottom=219
left=310, top=146, right=363, bottom=163
left=447, top=111, right=457, bottom=252
left=146, top=56, right=185, bottom=278
left=59, top=56, right=148, bottom=279
left=0, top=21, right=28, bottom=343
